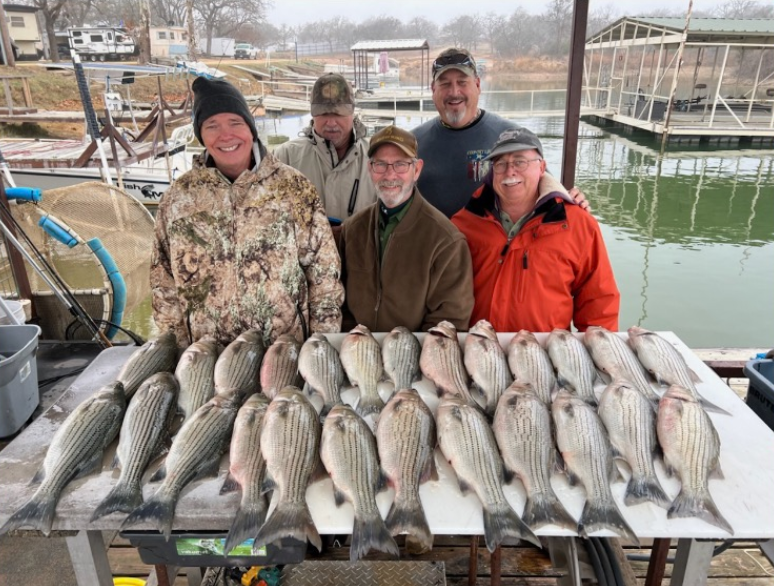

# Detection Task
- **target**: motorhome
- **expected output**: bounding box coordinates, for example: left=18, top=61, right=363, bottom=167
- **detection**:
left=64, top=27, right=138, bottom=61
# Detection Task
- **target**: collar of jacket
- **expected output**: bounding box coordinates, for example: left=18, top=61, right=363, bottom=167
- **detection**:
left=370, top=186, right=427, bottom=234
left=465, top=183, right=569, bottom=224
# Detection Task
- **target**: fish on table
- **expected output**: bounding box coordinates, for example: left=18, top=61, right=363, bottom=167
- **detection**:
left=321, top=404, right=399, bottom=561
left=117, top=330, right=178, bottom=399
left=0, top=382, right=126, bottom=536
left=507, top=330, right=556, bottom=405
left=175, top=336, right=218, bottom=421
left=214, top=329, right=264, bottom=395
left=546, top=328, right=599, bottom=406
left=91, top=373, right=179, bottom=521
left=464, top=319, right=512, bottom=418
left=298, top=333, right=345, bottom=419
left=382, top=326, right=422, bottom=393
left=260, top=334, right=302, bottom=401
left=340, top=325, right=386, bottom=419
left=420, top=321, right=479, bottom=409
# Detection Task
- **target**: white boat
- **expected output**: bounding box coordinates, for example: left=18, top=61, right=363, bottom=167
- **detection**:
left=0, top=126, right=198, bottom=208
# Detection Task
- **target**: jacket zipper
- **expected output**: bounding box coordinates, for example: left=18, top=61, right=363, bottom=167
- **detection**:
left=517, top=251, right=529, bottom=303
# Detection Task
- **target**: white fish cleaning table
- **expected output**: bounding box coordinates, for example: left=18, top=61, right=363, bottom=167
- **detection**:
left=0, top=332, right=773, bottom=586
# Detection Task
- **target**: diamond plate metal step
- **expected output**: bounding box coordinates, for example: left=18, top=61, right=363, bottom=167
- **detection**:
left=280, top=560, right=446, bottom=586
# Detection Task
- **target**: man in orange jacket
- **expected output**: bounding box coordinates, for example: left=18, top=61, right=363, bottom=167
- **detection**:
left=451, top=126, right=620, bottom=332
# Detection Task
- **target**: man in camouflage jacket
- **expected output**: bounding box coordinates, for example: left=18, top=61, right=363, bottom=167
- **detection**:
left=151, top=77, right=343, bottom=347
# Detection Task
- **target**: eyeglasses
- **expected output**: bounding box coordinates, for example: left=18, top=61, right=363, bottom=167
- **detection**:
left=369, top=160, right=414, bottom=174
left=432, top=53, right=476, bottom=75
left=492, top=158, right=542, bottom=173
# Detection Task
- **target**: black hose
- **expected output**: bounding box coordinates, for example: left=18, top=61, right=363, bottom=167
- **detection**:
left=585, top=537, right=608, bottom=586
left=626, top=540, right=732, bottom=563
left=65, top=318, right=145, bottom=345
left=599, top=537, right=626, bottom=586
left=591, top=538, right=617, bottom=586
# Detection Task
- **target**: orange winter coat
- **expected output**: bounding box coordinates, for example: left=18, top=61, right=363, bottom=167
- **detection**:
left=451, top=185, right=619, bottom=333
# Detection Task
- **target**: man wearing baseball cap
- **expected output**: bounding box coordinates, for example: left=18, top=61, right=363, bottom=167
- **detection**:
left=452, top=127, right=619, bottom=333
left=413, top=48, right=587, bottom=219
left=339, top=125, right=473, bottom=332
left=274, top=72, right=376, bottom=222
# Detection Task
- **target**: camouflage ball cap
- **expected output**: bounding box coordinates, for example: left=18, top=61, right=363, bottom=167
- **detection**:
left=311, top=73, right=355, bottom=116
left=484, top=126, right=544, bottom=160
left=368, top=125, right=418, bottom=158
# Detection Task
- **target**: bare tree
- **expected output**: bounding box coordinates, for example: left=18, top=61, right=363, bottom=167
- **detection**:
left=59, top=0, right=95, bottom=28
left=442, top=15, right=482, bottom=50
left=195, top=0, right=267, bottom=54
left=544, top=0, right=573, bottom=55
left=714, top=0, right=773, bottom=17
left=403, top=16, right=437, bottom=43
left=30, top=0, right=69, bottom=62
left=355, top=15, right=402, bottom=41
left=151, top=0, right=187, bottom=26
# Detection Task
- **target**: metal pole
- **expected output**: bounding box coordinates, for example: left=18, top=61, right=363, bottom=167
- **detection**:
left=648, top=33, right=666, bottom=122
left=661, top=0, right=693, bottom=149
left=746, top=48, right=765, bottom=122
left=709, top=44, right=730, bottom=127
left=560, top=0, right=589, bottom=189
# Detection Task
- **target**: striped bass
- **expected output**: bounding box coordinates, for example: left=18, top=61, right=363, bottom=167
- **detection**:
left=0, top=382, right=126, bottom=536
left=91, top=373, right=179, bottom=521
left=437, top=395, right=540, bottom=552
left=321, top=404, right=399, bottom=561
left=552, top=390, right=638, bottom=544
left=298, top=333, right=344, bottom=419
left=121, top=388, right=244, bottom=540
left=260, top=334, right=302, bottom=400
left=420, top=321, right=478, bottom=409
left=546, top=328, right=599, bottom=406
left=340, top=325, right=386, bottom=419
left=214, top=329, right=264, bottom=395
left=598, top=380, right=670, bottom=508
left=493, top=383, right=577, bottom=531
left=253, top=387, right=323, bottom=553
left=628, top=326, right=729, bottom=414
left=657, top=385, right=733, bottom=534
left=117, top=331, right=177, bottom=398
left=507, top=330, right=555, bottom=405
left=584, top=326, right=660, bottom=404
left=175, top=336, right=218, bottom=421
left=382, top=326, right=421, bottom=392
left=375, top=388, right=437, bottom=551
left=464, top=319, right=511, bottom=417
left=222, top=393, right=270, bottom=555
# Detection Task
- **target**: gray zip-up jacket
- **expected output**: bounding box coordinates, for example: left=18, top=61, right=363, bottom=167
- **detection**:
left=273, top=117, right=377, bottom=221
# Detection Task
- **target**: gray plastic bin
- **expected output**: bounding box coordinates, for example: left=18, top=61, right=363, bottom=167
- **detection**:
left=0, top=325, right=41, bottom=437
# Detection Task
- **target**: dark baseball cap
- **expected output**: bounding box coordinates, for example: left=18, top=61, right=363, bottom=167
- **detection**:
left=484, top=127, right=544, bottom=160
left=368, top=125, right=418, bottom=158
left=311, top=73, right=355, bottom=116
left=432, top=48, right=477, bottom=81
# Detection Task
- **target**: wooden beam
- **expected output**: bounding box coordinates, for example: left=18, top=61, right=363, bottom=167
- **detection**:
left=562, top=0, right=590, bottom=189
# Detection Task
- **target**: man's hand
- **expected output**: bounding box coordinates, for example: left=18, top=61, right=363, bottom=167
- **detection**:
left=569, top=187, right=591, bottom=212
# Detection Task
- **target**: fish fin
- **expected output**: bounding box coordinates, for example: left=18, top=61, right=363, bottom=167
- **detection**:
left=260, top=474, right=276, bottom=495
left=522, top=493, right=578, bottom=532
left=252, top=501, right=321, bottom=553
left=469, top=381, right=485, bottom=398
left=191, top=455, right=221, bottom=482
left=412, top=370, right=423, bottom=383
left=698, top=395, right=731, bottom=416
left=223, top=498, right=268, bottom=555
left=302, top=381, right=313, bottom=397
left=333, top=488, right=347, bottom=507
left=121, top=489, right=177, bottom=541
left=689, top=368, right=702, bottom=384
left=596, top=369, right=611, bottom=384
left=91, top=479, right=144, bottom=521
left=419, top=453, right=439, bottom=484
left=457, top=479, right=473, bottom=495
left=350, top=511, right=399, bottom=561
left=29, top=466, right=45, bottom=486
left=624, top=474, right=671, bottom=509
left=149, top=462, right=167, bottom=483
left=502, top=465, right=515, bottom=485
left=668, top=489, right=733, bottom=535
left=72, top=450, right=105, bottom=480
left=482, top=504, right=541, bottom=552
left=385, top=493, right=432, bottom=551
left=110, top=453, right=121, bottom=470
left=710, top=460, right=724, bottom=481
left=355, top=392, right=385, bottom=419
left=610, top=462, right=626, bottom=484
left=579, top=497, right=639, bottom=545
left=376, top=469, right=390, bottom=494
left=219, top=472, right=241, bottom=495
left=556, top=375, right=574, bottom=392
left=0, top=490, right=58, bottom=536
left=310, top=458, right=329, bottom=484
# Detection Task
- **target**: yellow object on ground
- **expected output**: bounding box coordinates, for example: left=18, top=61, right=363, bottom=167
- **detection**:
left=113, top=578, right=146, bottom=586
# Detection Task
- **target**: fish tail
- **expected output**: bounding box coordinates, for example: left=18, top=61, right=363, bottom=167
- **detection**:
left=384, top=494, right=433, bottom=551
left=350, top=511, right=399, bottom=561
left=223, top=499, right=268, bottom=555
left=0, top=491, right=58, bottom=536
left=624, top=474, right=671, bottom=509
left=668, top=489, right=734, bottom=535
left=698, top=396, right=731, bottom=416
left=120, top=489, right=177, bottom=541
left=252, top=501, right=322, bottom=553
left=355, top=393, right=385, bottom=419
left=482, top=505, right=541, bottom=552
left=521, top=492, right=578, bottom=532
left=90, top=479, right=144, bottom=522
left=579, top=497, right=640, bottom=545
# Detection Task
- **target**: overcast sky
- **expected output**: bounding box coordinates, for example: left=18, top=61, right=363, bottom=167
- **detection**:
left=267, top=0, right=716, bottom=27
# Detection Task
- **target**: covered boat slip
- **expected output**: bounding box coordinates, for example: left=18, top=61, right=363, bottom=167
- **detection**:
left=582, top=17, right=774, bottom=145
left=0, top=332, right=773, bottom=585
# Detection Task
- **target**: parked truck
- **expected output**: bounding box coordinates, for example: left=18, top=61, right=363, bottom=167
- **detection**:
left=64, top=27, right=139, bottom=61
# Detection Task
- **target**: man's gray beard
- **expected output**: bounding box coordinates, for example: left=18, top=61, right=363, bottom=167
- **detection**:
left=377, top=180, right=414, bottom=208
left=443, top=107, right=466, bottom=126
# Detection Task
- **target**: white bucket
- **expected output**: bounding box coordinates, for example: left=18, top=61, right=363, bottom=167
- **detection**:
left=0, top=300, right=25, bottom=326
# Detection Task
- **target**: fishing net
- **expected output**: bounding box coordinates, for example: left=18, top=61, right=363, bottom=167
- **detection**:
left=7, top=181, right=154, bottom=340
